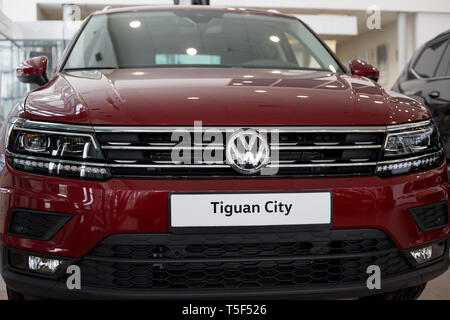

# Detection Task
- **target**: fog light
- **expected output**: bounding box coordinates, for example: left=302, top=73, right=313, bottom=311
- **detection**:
left=410, top=246, right=433, bottom=264
left=9, top=250, right=65, bottom=275
left=28, top=256, right=63, bottom=274
left=409, top=241, right=446, bottom=264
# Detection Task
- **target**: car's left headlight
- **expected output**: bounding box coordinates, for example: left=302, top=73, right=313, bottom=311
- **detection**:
left=6, top=118, right=110, bottom=180
left=376, top=120, right=444, bottom=176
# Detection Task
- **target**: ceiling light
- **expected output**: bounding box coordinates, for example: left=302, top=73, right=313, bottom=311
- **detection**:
left=186, top=48, right=197, bottom=56
left=270, top=35, right=280, bottom=43
left=129, top=20, right=141, bottom=29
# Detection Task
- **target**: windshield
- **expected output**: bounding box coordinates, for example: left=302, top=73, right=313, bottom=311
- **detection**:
left=63, top=10, right=343, bottom=72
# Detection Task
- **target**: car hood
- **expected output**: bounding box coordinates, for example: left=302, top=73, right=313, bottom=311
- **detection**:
left=24, top=68, right=431, bottom=126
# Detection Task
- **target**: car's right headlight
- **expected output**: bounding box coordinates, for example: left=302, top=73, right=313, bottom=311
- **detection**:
left=376, top=120, right=444, bottom=176
left=6, top=118, right=110, bottom=180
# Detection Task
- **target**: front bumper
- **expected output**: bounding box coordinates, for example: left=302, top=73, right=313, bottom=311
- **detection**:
left=1, top=236, right=449, bottom=300
left=0, top=161, right=449, bottom=299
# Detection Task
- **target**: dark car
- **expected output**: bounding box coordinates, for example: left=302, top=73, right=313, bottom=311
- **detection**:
left=393, top=30, right=450, bottom=157
left=0, top=7, right=449, bottom=300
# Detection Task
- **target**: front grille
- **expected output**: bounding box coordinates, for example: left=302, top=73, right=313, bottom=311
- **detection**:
left=409, top=201, right=449, bottom=232
left=95, top=126, right=386, bottom=177
left=79, top=230, right=412, bottom=290
left=7, top=209, right=72, bottom=241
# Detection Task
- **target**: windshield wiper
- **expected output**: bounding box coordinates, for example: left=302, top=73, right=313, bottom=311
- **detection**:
left=63, top=67, right=119, bottom=71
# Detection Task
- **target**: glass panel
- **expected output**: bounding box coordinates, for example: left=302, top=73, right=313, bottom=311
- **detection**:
left=285, top=32, right=321, bottom=69
left=0, top=39, right=26, bottom=125
left=64, top=10, right=342, bottom=72
left=413, top=39, right=447, bottom=78
left=435, top=41, right=450, bottom=77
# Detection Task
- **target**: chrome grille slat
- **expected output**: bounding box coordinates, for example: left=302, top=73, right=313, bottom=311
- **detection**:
left=102, top=145, right=225, bottom=150
left=94, top=126, right=387, bottom=133
left=313, top=142, right=339, bottom=146
left=107, top=142, right=132, bottom=146
left=97, top=126, right=386, bottom=177
left=106, top=162, right=377, bottom=168
left=273, top=145, right=382, bottom=150
left=101, top=145, right=382, bottom=151
left=113, top=160, right=138, bottom=164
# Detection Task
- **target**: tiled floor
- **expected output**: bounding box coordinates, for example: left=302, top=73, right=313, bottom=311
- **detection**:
left=418, top=269, right=450, bottom=300
left=0, top=269, right=449, bottom=300
left=0, top=276, right=6, bottom=300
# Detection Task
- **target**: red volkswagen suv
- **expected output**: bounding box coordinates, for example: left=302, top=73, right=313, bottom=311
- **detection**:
left=0, top=7, right=449, bottom=300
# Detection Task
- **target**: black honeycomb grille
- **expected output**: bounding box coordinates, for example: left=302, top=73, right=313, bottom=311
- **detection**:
left=90, top=236, right=393, bottom=259
left=79, top=230, right=412, bottom=290
left=7, top=209, right=72, bottom=241
left=409, top=201, right=449, bottom=232
left=80, top=252, right=409, bottom=289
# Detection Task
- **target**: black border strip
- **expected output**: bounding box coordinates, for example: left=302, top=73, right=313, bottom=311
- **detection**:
left=168, top=190, right=333, bottom=234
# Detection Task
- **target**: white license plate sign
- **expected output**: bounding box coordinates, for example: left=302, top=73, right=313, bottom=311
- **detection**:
left=170, top=192, right=331, bottom=228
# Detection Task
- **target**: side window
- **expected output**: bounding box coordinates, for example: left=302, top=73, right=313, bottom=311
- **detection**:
left=435, top=40, right=450, bottom=77
left=413, top=39, right=447, bottom=78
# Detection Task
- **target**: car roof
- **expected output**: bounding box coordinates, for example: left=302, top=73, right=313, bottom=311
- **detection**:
left=432, top=29, right=450, bottom=41
left=92, top=6, right=297, bottom=20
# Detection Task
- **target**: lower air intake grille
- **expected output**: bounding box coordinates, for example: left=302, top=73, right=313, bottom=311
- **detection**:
left=78, top=230, right=412, bottom=290
left=7, top=209, right=72, bottom=240
left=409, top=201, right=449, bottom=232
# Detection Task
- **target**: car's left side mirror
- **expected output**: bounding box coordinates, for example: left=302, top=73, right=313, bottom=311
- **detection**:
left=349, top=59, right=379, bottom=82
left=16, top=56, right=49, bottom=86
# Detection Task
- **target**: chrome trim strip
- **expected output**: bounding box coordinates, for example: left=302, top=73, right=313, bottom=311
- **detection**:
left=386, top=120, right=431, bottom=132
left=113, top=160, right=138, bottom=164
left=273, top=145, right=381, bottom=150
left=148, top=142, right=177, bottom=146
left=106, top=162, right=376, bottom=169
left=107, top=142, right=132, bottom=146
left=354, top=142, right=375, bottom=145
left=101, top=145, right=225, bottom=151
left=19, top=119, right=431, bottom=135
left=14, top=127, right=94, bottom=138
left=314, top=142, right=339, bottom=146
left=107, top=163, right=230, bottom=168
left=267, top=162, right=377, bottom=168
left=101, top=144, right=382, bottom=151
left=310, top=160, right=336, bottom=163
left=20, top=120, right=94, bottom=133
left=94, top=126, right=387, bottom=133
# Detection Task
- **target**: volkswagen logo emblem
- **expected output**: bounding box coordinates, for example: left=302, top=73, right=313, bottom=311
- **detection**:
left=226, top=129, right=270, bottom=175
